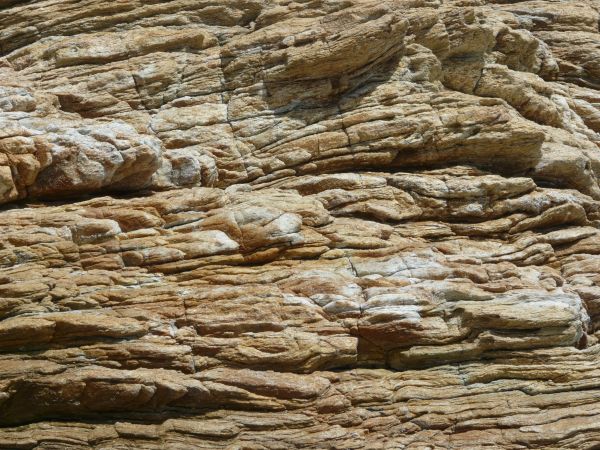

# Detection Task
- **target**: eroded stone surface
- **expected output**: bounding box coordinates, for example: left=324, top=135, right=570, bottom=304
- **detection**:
left=1, top=0, right=600, bottom=448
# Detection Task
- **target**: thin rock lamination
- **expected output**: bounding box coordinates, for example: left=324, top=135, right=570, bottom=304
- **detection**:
left=1, top=0, right=600, bottom=448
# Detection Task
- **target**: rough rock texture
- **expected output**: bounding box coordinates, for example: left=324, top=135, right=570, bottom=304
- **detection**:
left=1, top=0, right=600, bottom=448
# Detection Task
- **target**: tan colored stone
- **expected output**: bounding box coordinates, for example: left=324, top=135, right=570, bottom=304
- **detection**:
left=0, top=0, right=600, bottom=448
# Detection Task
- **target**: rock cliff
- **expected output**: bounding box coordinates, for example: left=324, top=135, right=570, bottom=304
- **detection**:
left=1, top=0, right=600, bottom=448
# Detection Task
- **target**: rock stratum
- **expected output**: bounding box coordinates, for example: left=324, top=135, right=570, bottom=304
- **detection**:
left=0, top=0, right=600, bottom=448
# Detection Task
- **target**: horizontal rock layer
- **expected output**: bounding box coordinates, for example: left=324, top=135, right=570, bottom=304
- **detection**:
left=1, top=0, right=600, bottom=448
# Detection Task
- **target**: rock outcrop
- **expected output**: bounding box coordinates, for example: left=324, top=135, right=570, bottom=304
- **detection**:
left=1, top=0, right=600, bottom=448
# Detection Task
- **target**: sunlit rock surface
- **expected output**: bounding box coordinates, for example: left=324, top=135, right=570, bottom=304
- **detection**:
left=1, top=0, right=600, bottom=448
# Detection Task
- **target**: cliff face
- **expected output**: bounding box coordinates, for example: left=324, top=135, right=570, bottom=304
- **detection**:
left=0, top=0, right=600, bottom=448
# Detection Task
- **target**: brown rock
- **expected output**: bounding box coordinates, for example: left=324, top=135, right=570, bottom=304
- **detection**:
left=1, top=0, right=600, bottom=448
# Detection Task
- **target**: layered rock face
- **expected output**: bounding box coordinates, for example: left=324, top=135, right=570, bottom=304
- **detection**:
left=1, top=0, right=600, bottom=448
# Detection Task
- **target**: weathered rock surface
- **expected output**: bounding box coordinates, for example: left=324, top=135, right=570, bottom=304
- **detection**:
left=1, top=0, right=600, bottom=448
